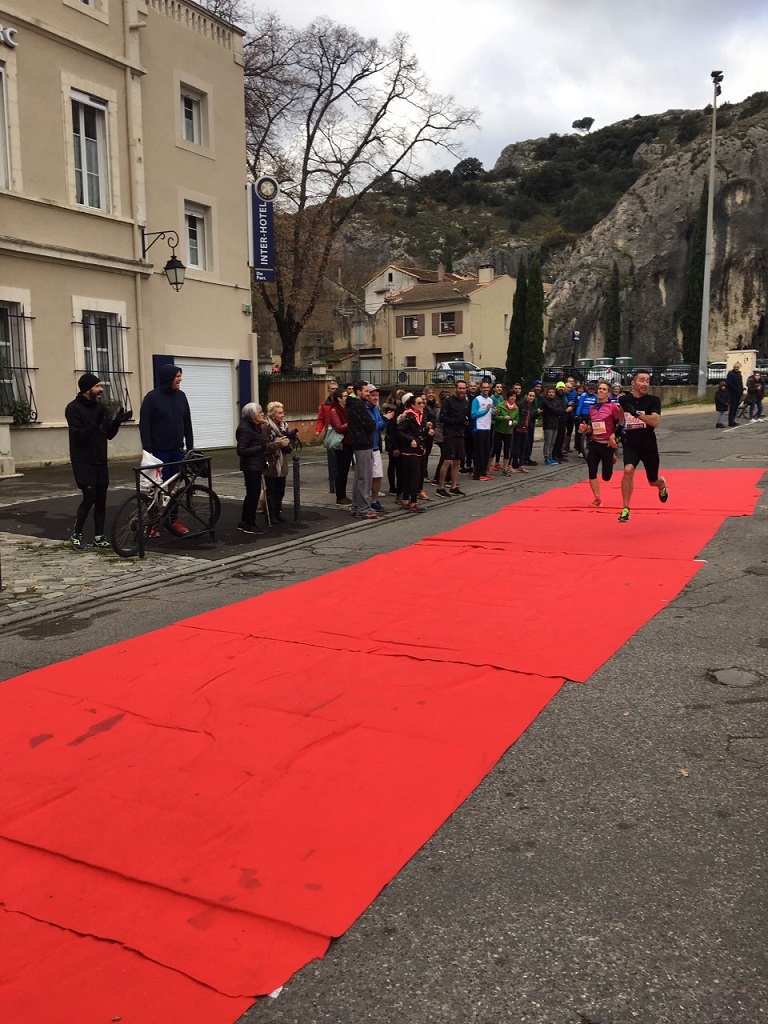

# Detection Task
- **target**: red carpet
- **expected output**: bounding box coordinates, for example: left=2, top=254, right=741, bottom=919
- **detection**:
left=0, top=469, right=762, bottom=1023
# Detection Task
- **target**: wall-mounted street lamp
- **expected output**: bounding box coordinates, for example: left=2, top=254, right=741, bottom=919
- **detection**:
left=141, top=228, right=186, bottom=292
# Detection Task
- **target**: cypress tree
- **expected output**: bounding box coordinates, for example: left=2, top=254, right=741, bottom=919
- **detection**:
left=505, top=263, right=527, bottom=385
left=605, top=260, right=621, bottom=360
left=679, top=185, right=708, bottom=363
left=522, top=257, right=544, bottom=385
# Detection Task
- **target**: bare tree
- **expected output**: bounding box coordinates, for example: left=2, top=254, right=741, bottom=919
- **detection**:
left=243, top=16, right=477, bottom=371
left=194, top=0, right=248, bottom=25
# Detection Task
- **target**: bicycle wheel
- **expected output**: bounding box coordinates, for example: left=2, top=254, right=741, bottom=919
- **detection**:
left=166, top=484, right=221, bottom=536
left=110, top=492, right=160, bottom=558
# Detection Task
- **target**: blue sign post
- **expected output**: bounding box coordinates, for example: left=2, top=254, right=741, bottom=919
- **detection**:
left=248, top=176, right=279, bottom=282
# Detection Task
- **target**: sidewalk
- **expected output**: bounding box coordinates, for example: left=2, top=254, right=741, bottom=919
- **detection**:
left=0, top=443, right=534, bottom=624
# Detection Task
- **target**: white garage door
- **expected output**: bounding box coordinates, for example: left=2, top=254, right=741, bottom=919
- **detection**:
left=179, top=358, right=234, bottom=449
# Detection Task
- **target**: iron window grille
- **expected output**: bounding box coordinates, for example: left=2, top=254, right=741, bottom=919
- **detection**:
left=73, top=312, right=133, bottom=416
left=0, top=304, right=38, bottom=423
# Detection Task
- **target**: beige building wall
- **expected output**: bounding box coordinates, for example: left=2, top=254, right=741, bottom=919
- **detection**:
left=383, top=273, right=516, bottom=371
left=0, top=0, right=252, bottom=468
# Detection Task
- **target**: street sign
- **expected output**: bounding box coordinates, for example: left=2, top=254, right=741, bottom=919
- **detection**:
left=247, top=177, right=279, bottom=283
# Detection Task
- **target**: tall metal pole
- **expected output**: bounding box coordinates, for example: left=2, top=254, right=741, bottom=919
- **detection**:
left=697, top=72, right=723, bottom=398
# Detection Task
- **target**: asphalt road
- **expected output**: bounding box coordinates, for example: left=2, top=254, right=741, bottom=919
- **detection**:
left=2, top=409, right=766, bottom=1024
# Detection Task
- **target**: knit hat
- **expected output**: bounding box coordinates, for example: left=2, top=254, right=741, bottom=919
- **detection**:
left=78, top=372, right=102, bottom=393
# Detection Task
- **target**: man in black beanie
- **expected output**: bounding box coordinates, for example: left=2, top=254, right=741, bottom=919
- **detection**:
left=65, top=373, right=131, bottom=551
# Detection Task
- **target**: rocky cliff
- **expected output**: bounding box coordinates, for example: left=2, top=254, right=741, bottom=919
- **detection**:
left=543, top=117, right=768, bottom=364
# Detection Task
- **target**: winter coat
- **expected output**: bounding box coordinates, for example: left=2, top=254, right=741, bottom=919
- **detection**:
left=493, top=400, right=520, bottom=435
left=345, top=395, right=375, bottom=450
left=261, top=418, right=290, bottom=478
left=714, top=387, right=730, bottom=412
left=397, top=409, right=429, bottom=456
left=540, top=396, right=566, bottom=430
left=236, top=415, right=269, bottom=472
left=725, top=368, right=744, bottom=398
left=138, top=363, right=194, bottom=452
left=440, top=393, right=470, bottom=437
left=65, top=393, right=122, bottom=466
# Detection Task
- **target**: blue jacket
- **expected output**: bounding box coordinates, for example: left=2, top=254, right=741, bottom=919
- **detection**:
left=366, top=402, right=388, bottom=451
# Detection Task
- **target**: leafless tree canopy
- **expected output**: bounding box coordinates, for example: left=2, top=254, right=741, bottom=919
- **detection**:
left=242, top=15, right=478, bottom=369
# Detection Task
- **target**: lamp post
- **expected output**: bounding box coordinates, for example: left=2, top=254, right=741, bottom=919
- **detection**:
left=141, top=228, right=186, bottom=292
left=697, top=70, right=723, bottom=398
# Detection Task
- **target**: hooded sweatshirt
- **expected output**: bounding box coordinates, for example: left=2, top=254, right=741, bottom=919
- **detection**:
left=139, top=363, right=194, bottom=452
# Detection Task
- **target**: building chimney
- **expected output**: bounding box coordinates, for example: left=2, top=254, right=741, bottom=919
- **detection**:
left=437, top=262, right=445, bottom=282
left=478, top=265, right=494, bottom=284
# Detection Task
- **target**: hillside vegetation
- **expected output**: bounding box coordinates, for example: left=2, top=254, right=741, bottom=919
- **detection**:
left=338, top=92, right=768, bottom=275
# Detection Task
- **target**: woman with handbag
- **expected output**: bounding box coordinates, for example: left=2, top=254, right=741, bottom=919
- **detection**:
left=329, top=388, right=353, bottom=505
left=261, top=401, right=293, bottom=523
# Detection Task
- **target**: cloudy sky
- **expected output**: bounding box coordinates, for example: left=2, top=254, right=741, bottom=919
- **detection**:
left=250, top=0, right=767, bottom=173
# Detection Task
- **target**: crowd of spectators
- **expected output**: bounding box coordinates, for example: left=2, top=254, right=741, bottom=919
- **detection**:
left=311, top=375, right=619, bottom=516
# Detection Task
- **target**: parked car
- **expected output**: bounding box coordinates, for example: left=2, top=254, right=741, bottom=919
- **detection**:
left=707, top=362, right=727, bottom=384
left=585, top=364, right=622, bottom=385
left=432, top=360, right=490, bottom=384
left=660, top=363, right=696, bottom=385
left=480, top=367, right=505, bottom=384
left=542, top=365, right=578, bottom=382
left=622, top=364, right=655, bottom=385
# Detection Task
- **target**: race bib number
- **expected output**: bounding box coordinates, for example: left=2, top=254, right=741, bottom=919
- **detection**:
left=624, top=412, right=645, bottom=429
left=591, top=420, right=607, bottom=435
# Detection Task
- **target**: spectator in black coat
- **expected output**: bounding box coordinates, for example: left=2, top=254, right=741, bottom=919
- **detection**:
left=64, top=372, right=130, bottom=551
left=138, top=363, right=194, bottom=478
left=235, top=402, right=268, bottom=535
left=725, top=362, right=744, bottom=427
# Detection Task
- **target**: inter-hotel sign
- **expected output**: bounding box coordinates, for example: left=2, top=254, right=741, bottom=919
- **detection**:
left=0, top=23, right=19, bottom=48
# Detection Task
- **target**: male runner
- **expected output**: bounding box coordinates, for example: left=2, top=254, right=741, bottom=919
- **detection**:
left=617, top=369, right=668, bottom=522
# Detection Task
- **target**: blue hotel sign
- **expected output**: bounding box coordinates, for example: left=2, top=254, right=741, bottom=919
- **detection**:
left=248, top=177, right=279, bottom=282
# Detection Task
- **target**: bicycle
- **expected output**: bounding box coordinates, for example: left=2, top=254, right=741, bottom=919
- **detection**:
left=110, top=450, right=221, bottom=558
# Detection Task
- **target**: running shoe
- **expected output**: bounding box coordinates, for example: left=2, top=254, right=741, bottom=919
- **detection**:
left=658, top=483, right=669, bottom=503
left=449, top=487, right=466, bottom=496
left=409, top=503, right=426, bottom=513
left=336, top=497, right=353, bottom=505
left=169, top=522, right=190, bottom=536
left=618, top=507, right=631, bottom=523
left=370, top=500, right=384, bottom=511
left=92, top=535, right=111, bottom=549
left=435, top=488, right=451, bottom=498
left=417, top=491, right=431, bottom=501
left=70, top=533, right=87, bottom=552
left=477, top=475, right=493, bottom=481
left=357, top=510, right=379, bottom=520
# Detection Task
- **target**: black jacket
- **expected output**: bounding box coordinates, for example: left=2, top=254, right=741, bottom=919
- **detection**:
left=397, top=410, right=429, bottom=456
left=725, top=368, right=744, bottom=397
left=345, top=394, right=375, bottom=450
left=714, top=388, right=730, bottom=412
left=440, top=393, right=470, bottom=437
left=540, top=396, right=566, bottom=430
left=65, top=393, right=121, bottom=466
left=236, top=415, right=268, bottom=472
